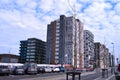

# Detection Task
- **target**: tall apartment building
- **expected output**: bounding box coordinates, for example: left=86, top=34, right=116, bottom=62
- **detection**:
left=46, top=15, right=83, bottom=68
left=111, top=54, right=115, bottom=67
left=19, top=38, right=46, bottom=64
left=83, top=30, right=94, bottom=68
left=99, top=44, right=110, bottom=68
left=109, top=53, right=112, bottom=67
left=94, top=42, right=110, bottom=68
left=94, top=42, right=101, bottom=68
left=19, top=40, right=28, bottom=63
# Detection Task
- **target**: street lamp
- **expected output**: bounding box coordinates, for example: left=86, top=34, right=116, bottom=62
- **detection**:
left=111, top=42, right=114, bottom=67
left=111, top=42, right=114, bottom=74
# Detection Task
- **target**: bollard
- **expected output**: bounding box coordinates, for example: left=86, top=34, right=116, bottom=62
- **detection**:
left=66, top=70, right=81, bottom=80
left=102, top=69, right=105, bottom=78
left=102, top=69, right=108, bottom=78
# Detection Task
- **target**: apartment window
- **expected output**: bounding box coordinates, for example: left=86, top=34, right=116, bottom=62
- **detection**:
left=56, top=44, right=59, bottom=47
left=56, top=29, right=59, bottom=33
left=29, top=56, right=35, bottom=58
left=30, top=59, right=35, bottom=61
left=26, top=59, right=29, bottom=61
left=26, top=56, right=29, bottom=58
left=56, top=40, right=59, bottom=44
left=56, top=37, right=59, bottom=40
left=28, top=40, right=36, bottom=42
left=86, top=55, right=88, bottom=57
left=56, top=33, right=59, bottom=36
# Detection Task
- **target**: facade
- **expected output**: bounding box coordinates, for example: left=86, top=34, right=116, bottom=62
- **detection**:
left=19, top=38, right=46, bottom=64
left=46, top=15, right=83, bottom=68
left=19, top=40, right=27, bottom=63
left=99, top=44, right=109, bottom=68
left=111, top=54, right=115, bottom=67
left=109, top=53, right=112, bottom=67
left=94, top=42, right=110, bottom=69
left=94, top=42, right=101, bottom=68
left=0, top=54, right=19, bottom=63
left=83, top=30, right=94, bottom=68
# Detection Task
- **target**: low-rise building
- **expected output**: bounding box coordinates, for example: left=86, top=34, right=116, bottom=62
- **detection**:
left=0, top=54, right=19, bottom=63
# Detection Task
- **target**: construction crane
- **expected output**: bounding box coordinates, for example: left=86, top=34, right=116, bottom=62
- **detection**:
left=67, top=0, right=83, bottom=69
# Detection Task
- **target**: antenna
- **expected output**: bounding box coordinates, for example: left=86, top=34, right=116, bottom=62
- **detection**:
left=9, top=48, right=11, bottom=54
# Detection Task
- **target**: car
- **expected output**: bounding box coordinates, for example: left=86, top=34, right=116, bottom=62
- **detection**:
left=24, top=63, right=37, bottom=74
left=59, top=67, right=65, bottom=72
left=44, top=67, right=52, bottom=73
left=0, top=65, right=10, bottom=76
left=12, top=66, right=24, bottom=75
left=37, top=67, right=45, bottom=73
left=114, top=63, right=120, bottom=80
left=53, top=67, right=60, bottom=72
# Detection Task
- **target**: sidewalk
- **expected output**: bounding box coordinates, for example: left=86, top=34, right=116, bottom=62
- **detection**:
left=94, top=74, right=115, bottom=80
left=20, top=71, right=96, bottom=80
left=93, top=69, right=115, bottom=80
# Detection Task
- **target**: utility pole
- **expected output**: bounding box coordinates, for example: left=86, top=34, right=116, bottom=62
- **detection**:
left=111, top=42, right=114, bottom=67
left=111, top=42, right=115, bottom=74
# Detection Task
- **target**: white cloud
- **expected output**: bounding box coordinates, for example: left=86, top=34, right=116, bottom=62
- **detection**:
left=0, top=0, right=14, bottom=4
left=115, top=2, right=120, bottom=15
left=38, top=0, right=54, bottom=12
left=0, top=0, right=120, bottom=58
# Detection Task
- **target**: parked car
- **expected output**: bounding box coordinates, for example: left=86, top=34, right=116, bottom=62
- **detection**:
left=24, top=63, right=37, bottom=74
left=37, top=66, right=45, bottom=73
left=53, top=67, right=60, bottom=72
left=59, top=67, right=65, bottom=72
left=12, top=66, right=24, bottom=75
left=44, top=66, right=52, bottom=73
left=0, top=65, right=10, bottom=76
left=114, top=64, right=120, bottom=80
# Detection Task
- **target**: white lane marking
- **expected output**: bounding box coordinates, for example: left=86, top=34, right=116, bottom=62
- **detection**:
left=94, top=75, right=114, bottom=80
left=106, top=75, right=114, bottom=80
left=94, top=77, right=101, bottom=80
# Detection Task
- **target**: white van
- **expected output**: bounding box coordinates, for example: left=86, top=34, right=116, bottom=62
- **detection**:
left=24, top=63, right=37, bottom=74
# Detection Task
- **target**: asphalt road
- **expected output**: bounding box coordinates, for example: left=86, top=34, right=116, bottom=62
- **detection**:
left=0, top=73, right=64, bottom=80
left=0, top=71, right=116, bottom=80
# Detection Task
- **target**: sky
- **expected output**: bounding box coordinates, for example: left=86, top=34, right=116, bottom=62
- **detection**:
left=0, top=0, right=120, bottom=62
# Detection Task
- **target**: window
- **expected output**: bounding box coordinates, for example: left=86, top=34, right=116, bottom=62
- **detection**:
left=29, top=56, right=35, bottom=58
left=30, top=59, right=35, bottom=61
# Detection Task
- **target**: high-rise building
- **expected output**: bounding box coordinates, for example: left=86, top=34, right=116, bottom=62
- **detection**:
left=99, top=44, right=110, bottom=68
left=46, top=15, right=83, bottom=68
left=83, top=30, right=94, bottom=68
left=94, top=42, right=101, bottom=68
left=19, top=40, right=28, bottom=63
left=111, top=54, right=115, bottom=67
left=94, top=42, right=110, bottom=68
left=19, top=38, right=46, bottom=64
left=109, top=53, right=112, bottom=67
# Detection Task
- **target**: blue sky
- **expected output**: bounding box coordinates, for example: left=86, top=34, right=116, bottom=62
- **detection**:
left=0, top=0, right=120, bottom=61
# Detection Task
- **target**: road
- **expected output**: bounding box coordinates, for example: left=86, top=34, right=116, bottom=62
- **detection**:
left=0, top=71, right=116, bottom=80
left=0, top=73, right=64, bottom=80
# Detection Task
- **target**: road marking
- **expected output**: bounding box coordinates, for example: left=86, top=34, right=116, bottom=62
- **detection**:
left=94, top=74, right=114, bottom=80
left=106, top=75, right=114, bottom=80
left=9, top=75, right=15, bottom=77
left=94, top=77, right=101, bottom=80
left=19, top=74, right=66, bottom=80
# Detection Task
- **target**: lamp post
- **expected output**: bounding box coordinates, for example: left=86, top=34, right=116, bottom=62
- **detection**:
left=111, top=42, right=114, bottom=67
left=111, top=42, right=114, bottom=74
